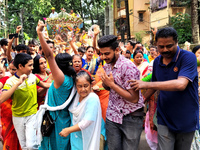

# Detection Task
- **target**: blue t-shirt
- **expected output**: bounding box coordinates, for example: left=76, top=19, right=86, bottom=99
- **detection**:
left=152, top=47, right=199, bottom=133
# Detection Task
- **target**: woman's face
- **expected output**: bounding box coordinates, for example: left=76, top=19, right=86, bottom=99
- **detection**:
left=76, top=76, right=91, bottom=99
left=86, top=48, right=94, bottom=60
left=73, top=56, right=82, bottom=73
left=134, top=53, right=143, bottom=65
left=39, top=57, right=47, bottom=73
left=195, top=49, right=200, bottom=58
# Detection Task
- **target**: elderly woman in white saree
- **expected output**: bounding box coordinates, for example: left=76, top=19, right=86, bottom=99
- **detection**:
left=59, top=70, right=102, bottom=150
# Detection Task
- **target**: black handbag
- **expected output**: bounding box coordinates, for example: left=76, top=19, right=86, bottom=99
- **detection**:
left=41, top=110, right=60, bottom=137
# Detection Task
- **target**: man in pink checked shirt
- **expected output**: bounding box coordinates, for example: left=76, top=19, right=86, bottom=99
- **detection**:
left=98, top=35, right=144, bottom=150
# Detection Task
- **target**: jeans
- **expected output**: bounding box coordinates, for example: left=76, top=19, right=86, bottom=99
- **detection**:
left=13, top=114, right=38, bottom=150
left=106, top=115, right=143, bottom=150
left=158, top=124, right=195, bottom=150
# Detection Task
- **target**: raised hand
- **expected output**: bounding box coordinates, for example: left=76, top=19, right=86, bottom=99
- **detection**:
left=16, top=26, right=22, bottom=34
left=37, top=20, right=45, bottom=33
left=19, top=74, right=28, bottom=85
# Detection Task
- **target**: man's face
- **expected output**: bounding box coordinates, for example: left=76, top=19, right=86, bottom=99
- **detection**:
left=52, top=9, right=55, bottom=13
left=100, top=47, right=117, bottom=64
left=157, top=37, right=177, bottom=59
left=19, top=49, right=27, bottom=54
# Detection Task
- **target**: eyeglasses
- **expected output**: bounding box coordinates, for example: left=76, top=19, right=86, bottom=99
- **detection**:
left=158, top=44, right=174, bottom=49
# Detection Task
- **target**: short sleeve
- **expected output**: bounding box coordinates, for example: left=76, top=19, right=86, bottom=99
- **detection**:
left=178, top=52, right=197, bottom=82
left=123, top=63, right=140, bottom=90
left=151, top=59, right=158, bottom=82
left=3, top=79, right=12, bottom=91
left=36, top=77, right=40, bottom=85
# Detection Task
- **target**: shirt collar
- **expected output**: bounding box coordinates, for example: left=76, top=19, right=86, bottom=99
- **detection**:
left=113, top=54, right=123, bottom=69
left=14, top=72, right=20, bottom=78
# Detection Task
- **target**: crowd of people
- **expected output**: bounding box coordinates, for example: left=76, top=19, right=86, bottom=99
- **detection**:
left=0, top=12, right=199, bottom=150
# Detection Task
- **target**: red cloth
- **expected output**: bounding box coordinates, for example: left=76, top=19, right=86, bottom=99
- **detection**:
left=94, top=67, right=109, bottom=121
left=0, top=76, right=21, bottom=150
left=35, top=72, right=51, bottom=109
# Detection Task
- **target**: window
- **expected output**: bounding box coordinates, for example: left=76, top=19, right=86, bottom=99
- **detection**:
left=139, top=13, right=143, bottom=22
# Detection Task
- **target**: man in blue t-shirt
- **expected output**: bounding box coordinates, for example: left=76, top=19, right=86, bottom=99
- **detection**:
left=129, top=27, right=199, bottom=150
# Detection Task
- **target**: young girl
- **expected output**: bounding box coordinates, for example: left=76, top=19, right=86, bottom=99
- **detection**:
left=59, top=70, right=102, bottom=150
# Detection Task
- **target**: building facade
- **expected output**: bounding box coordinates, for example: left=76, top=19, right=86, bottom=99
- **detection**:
left=113, top=0, right=150, bottom=44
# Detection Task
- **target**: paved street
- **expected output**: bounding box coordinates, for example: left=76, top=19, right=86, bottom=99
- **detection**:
left=0, top=130, right=150, bottom=150
left=139, top=130, right=151, bottom=150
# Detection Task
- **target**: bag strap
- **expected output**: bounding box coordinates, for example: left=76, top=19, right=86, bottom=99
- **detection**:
left=51, top=87, right=73, bottom=122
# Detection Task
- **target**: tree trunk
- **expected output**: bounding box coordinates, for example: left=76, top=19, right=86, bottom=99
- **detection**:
left=191, top=0, right=199, bottom=44
left=79, top=0, right=85, bottom=30
left=125, top=0, right=131, bottom=41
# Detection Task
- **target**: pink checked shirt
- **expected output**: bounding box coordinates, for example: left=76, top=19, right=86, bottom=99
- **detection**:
left=104, top=55, right=144, bottom=124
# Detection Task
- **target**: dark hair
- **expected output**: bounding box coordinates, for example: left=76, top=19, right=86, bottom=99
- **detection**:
left=75, top=70, right=93, bottom=84
left=32, top=55, right=45, bottom=74
left=86, top=46, right=94, bottom=52
left=72, top=54, right=83, bottom=63
left=55, top=53, right=76, bottom=79
left=149, top=46, right=158, bottom=52
left=133, top=49, right=143, bottom=58
left=0, top=39, right=8, bottom=47
left=15, top=44, right=28, bottom=52
left=28, top=39, right=38, bottom=46
left=14, top=53, right=32, bottom=69
left=128, top=40, right=136, bottom=48
left=78, top=47, right=85, bottom=53
left=135, top=46, right=144, bottom=52
left=46, top=40, right=55, bottom=46
left=98, top=35, right=119, bottom=51
left=192, top=45, right=200, bottom=54
left=126, top=50, right=131, bottom=55
left=155, top=27, right=178, bottom=43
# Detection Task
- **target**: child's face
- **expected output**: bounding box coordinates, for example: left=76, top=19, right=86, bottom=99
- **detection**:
left=9, top=63, right=17, bottom=75
left=21, top=59, right=34, bottom=75
left=28, top=44, right=36, bottom=55
left=0, top=67, right=5, bottom=79
left=76, top=76, right=91, bottom=99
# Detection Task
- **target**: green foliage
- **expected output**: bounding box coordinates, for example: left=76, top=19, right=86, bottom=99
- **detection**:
left=170, top=12, right=192, bottom=44
left=134, top=31, right=146, bottom=43
left=0, top=0, right=108, bottom=40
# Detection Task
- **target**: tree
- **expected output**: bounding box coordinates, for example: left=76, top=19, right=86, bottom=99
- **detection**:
left=125, top=0, right=130, bottom=40
left=170, top=12, right=192, bottom=44
left=191, top=0, right=199, bottom=44
left=0, top=0, right=108, bottom=40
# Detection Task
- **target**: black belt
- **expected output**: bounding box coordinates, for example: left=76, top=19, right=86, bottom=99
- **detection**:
left=129, top=108, right=145, bottom=116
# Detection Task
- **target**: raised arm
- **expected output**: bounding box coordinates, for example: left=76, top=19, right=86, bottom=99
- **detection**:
left=69, top=37, right=78, bottom=55
left=6, top=37, right=15, bottom=62
left=93, top=25, right=100, bottom=54
left=37, top=21, right=64, bottom=89
left=15, top=26, right=22, bottom=46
